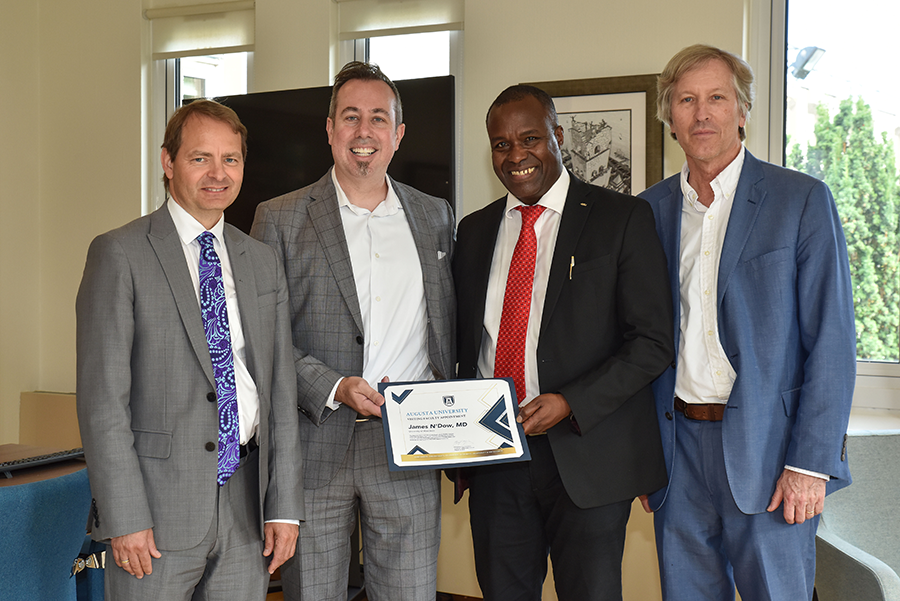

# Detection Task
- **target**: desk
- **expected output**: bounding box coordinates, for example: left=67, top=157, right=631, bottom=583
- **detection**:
left=0, top=444, right=86, bottom=487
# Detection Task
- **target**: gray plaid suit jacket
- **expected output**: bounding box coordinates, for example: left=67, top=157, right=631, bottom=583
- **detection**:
left=251, top=170, right=456, bottom=489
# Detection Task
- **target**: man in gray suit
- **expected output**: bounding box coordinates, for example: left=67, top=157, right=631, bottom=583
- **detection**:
left=251, top=62, right=455, bottom=601
left=76, top=99, right=304, bottom=600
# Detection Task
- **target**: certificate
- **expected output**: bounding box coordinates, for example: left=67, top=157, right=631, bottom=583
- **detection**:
left=379, top=378, right=531, bottom=471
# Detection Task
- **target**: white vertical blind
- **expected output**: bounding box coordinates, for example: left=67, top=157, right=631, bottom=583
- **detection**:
left=336, top=0, right=463, bottom=40
left=147, top=1, right=254, bottom=59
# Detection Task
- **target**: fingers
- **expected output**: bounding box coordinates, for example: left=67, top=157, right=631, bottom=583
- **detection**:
left=767, top=469, right=827, bottom=524
left=638, top=494, right=653, bottom=514
left=263, top=523, right=299, bottom=574
left=516, top=394, right=571, bottom=434
left=111, top=529, right=159, bottom=579
left=335, top=376, right=385, bottom=417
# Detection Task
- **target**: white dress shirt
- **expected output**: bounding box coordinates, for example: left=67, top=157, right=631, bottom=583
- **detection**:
left=675, top=148, right=827, bottom=481
left=167, top=199, right=259, bottom=445
left=326, top=169, right=432, bottom=409
left=675, top=147, right=743, bottom=405
left=477, top=170, right=570, bottom=406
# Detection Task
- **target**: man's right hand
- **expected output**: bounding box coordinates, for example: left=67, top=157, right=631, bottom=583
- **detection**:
left=111, top=528, right=161, bottom=579
left=335, top=376, right=385, bottom=417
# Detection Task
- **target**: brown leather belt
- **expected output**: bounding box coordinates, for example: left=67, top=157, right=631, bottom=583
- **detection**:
left=674, top=397, right=725, bottom=422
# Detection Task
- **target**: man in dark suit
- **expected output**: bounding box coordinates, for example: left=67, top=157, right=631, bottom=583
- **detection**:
left=638, top=45, right=856, bottom=601
left=76, top=99, right=303, bottom=600
left=251, top=62, right=455, bottom=601
left=453, top=84, right=674, bottom=601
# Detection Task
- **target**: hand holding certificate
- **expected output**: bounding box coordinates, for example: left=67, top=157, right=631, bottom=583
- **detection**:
left=379, top=378, right=531, bottom=471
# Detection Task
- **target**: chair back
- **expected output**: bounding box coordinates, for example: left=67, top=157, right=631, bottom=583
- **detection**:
left=0, top=468, right=92, bottom=601
left=821, top=430, right=900, bottom=573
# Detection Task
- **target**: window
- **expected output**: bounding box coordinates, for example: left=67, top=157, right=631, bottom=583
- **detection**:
left=178, top=53, right=248, bottom=101
left=367, top=31, right=450, bottom=80
left=782, top=0, right=900, bottom=408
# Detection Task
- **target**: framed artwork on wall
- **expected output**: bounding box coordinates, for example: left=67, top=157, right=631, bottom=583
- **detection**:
left=523, top=74, right=663, bottom=194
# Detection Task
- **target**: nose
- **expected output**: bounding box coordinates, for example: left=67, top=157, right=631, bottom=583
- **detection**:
left=694, top=100, right=712, bottom=121
left=357, top=118, right=373, bottom=139
left=207, top=159, right=227, bottom=181
left=508, top=142, right=528, bottom=163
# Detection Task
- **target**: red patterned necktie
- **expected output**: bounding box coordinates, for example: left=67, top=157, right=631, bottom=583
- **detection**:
left=494, top=204, right=546, bottom=405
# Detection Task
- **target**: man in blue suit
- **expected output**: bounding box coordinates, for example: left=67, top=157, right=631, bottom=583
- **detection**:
left=638, top=44, right=856, bottom=601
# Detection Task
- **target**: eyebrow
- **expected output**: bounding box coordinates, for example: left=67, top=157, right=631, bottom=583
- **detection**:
left=185, top=150, right=242, bottom=158
left=340, top=106, right=391, bottom=116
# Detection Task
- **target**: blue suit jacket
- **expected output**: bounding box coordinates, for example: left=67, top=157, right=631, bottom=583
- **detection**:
left=639, top=150, right=856, bottom=514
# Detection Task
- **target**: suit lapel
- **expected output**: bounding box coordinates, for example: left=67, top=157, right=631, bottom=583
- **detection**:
left=308, top=174, right=365, bottom=335
left=655, top=177, right=683, bottom=341
left=226, top=225, right=259, bottom=379
left=147, top=206, right=216, bottom=388
left=466, top=200, right=506, bottom=345
left=541, top=176, right=591, bottom=334
left=717, top=151, right=766, bottom=305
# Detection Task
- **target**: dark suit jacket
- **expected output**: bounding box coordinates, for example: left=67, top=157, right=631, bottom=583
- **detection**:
left=251, top=170, right=456, bottom=490
left=640, top=151, right=856, bottom=514
left=76, top=204, right=303, bottom=549
left=454, top=174, right=673, bottom=509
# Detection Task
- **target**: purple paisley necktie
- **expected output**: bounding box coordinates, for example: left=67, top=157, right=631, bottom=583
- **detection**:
left=197, top=231, right=240, bottom=486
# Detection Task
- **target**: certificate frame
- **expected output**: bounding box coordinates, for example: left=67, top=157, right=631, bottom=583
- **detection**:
left=379, top=378, right=531, bottom=471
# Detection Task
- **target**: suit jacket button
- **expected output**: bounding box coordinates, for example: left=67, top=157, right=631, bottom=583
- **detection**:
left=207, top=392, right=217, bottom=403
left=355, top=335, right=363, bottom=345
left=665, top=412, right=673, bottom=420
left=205, top=442, right=216, bottom=452
left=670, top=361, right=676, bottom=369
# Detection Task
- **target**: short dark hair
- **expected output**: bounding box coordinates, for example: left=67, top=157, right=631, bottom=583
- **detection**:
left=657, top=44, right=755, bottom=141
left=486, top=85, right=559, bottom=128
left=161, top=99, right=248, bottom=193
left=328, top=61, right=403, bottom=126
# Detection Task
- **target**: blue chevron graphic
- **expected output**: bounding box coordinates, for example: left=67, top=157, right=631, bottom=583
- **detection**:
left=391, top=389, right=413, bottom=404
left=478, top=395, right=514, bottom=443
left=407, top=445, right=429, bottom=455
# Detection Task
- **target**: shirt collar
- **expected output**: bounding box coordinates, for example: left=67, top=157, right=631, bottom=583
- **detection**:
left=679, top=145, right=746, bottom=211
left=331, top=167, right=402, bottom=217
left=166, top=198, right=226, bottom=245
left=504, top=168, right=570, bottom=217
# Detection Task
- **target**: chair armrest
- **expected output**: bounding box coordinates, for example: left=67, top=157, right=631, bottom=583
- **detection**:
left=816, top=521, right=900, bottom=601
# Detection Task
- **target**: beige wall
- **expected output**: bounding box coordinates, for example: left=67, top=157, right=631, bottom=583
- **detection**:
left=0, top=0, right=749, bottom=598
left=0, top=0, right=749, bottom=443
left=0, top=1, right=41, bottom=444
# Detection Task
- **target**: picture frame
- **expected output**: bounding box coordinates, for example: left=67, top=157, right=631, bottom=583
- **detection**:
left=522, top=74, right=664, bottom=194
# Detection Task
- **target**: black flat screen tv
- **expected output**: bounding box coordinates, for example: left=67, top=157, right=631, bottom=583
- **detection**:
left=208, top=75, right=455, bottom=233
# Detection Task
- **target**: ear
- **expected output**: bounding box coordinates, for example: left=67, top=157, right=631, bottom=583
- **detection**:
left=553, top=124, right=564, bottom=149
left=326, top=117, right=335, bottom=146
left=394, top=122, right=406, bottom=149
left=161, top=148, right=174, bottom=180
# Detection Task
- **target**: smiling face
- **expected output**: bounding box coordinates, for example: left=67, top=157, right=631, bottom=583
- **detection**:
left=487, top=95, right=565, bottom=205
left=327, top=78, right=405, bottom=187
left=161, top=115, right=244, bottom=229
left=669, top=58, right=747, bottom=177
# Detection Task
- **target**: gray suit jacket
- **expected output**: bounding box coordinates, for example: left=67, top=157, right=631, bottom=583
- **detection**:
left=251, top=170, right=456, bottom=489
left=76, top=204, right=304, bottom=550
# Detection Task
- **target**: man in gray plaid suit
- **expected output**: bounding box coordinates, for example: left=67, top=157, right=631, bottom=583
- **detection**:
left=251, top=62, right=455, bottom=601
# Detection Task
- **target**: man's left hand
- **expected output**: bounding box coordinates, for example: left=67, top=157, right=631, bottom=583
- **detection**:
left=766, top=469, right=826, bottom=524
left=263, top=522, right=299, bottom=574
left=516, top=393, right=571, bottom=435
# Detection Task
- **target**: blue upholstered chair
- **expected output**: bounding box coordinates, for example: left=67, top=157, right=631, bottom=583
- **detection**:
left=0, top=467, right=92, bottom=601
left=815, top=430, right=900, bottom=601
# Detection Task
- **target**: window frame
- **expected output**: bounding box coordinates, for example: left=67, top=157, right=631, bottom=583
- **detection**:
left=765, top=0, right=900, bottom=410
left=339, top=29, right=464, bottom=216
